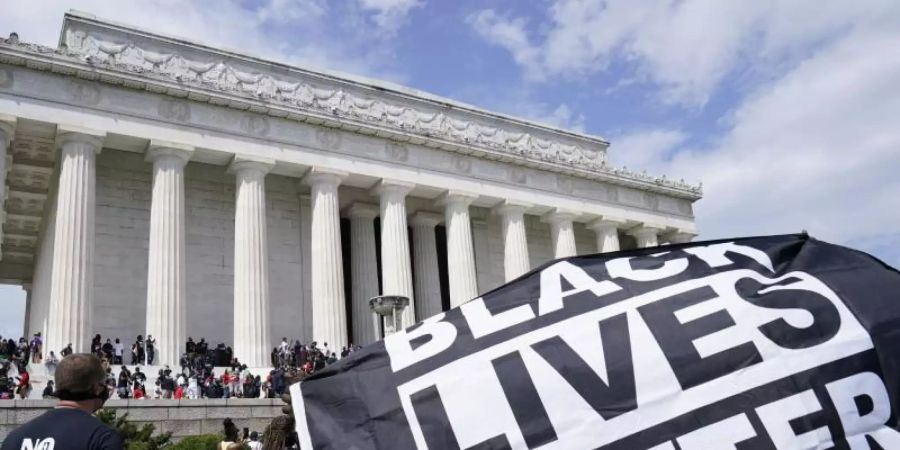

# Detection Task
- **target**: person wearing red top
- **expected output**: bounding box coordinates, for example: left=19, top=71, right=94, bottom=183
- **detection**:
left=133, top=386, right=144, bottom=399
left=221, top=371, right=231, bottom=394
left=16, top=370, right=30, bottom=399
left=173, top=385, right=184, bottom=400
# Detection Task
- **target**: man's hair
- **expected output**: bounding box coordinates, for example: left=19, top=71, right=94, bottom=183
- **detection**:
left=55, top=354, right=105, bottom=396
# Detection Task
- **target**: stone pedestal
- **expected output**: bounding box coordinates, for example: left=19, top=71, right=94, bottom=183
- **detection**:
left=305, top=167, right=348, bottom=351
left=543, top=209, right=578, bottom=259
left=374, top=180, right=416, bottom=328
left=495, top=201, right=531, bottom=281
left=347, top=203, right=380, bottom=345
left=410, top=212, right=443, bottom=320
left=369, top=295, right=409, bottom=338
left=230, top=157, right=274, bottom=367
left=145, top=142, right=193, bottom=366
left=442, top=191, right=478, bottom=308
left=46, top=126, right=104, bottom=354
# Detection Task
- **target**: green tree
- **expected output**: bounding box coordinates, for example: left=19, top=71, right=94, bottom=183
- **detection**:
left=96, top=409, right=173, bottom=450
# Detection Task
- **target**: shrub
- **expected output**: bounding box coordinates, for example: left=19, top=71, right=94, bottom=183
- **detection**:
left=96, top=409, right=173, bottom=450
left=169, top=433, right=223, bottom=450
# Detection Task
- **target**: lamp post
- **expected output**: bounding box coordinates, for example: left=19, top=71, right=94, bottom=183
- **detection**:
left=369, top=295, right=409, bottom=338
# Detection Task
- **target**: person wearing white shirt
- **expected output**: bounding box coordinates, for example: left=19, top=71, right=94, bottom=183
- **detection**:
left=246, top=432, right=262, bottom=450
left=113, top=339, right=125, bottom=364
left=187, top=376, right=198, bottom=399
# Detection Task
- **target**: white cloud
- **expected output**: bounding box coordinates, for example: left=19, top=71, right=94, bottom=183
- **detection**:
left=609, top=129, right=687, bottom=173
left=356, top=0, right=422, bottom=36
left=468, top=0, right=900, bottom=107
left=452, top=83, right=586, bottom=133
left=616, top=24, right=900, bottom=263
left=465, top=10, right=540, bottom=77
left=468, top=1, right=900, bottom=263
left=537, top=104, right=586, bottom=133
left=256, top=0, right=327, bottom=24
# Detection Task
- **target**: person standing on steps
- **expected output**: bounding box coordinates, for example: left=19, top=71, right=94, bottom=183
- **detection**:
left=1, top=354, right=123, bottom=450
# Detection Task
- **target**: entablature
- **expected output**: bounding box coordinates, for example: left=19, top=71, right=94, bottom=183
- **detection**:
left=0, top=11, right=702, bottom=201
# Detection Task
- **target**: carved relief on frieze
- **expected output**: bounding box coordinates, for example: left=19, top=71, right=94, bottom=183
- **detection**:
left=607, top=185, right=619, bottom=203
left=0, top=68, right=12, bottom=88
left=453, top=155, right=472, bottom=174
left=385, top=142, right=408, bottom=162
left=67, top=80, right=101, bottom=106
left=642, top=192, right=660, bottom=210
left=52, top=29, right=630, bottom=177
left=158, top=98, right=191, bottom=122
left=556, top=175, right=574, bottom=194
left=315, top=127, right=341, bottom=150
left=0, top=23, right=704, bottom=196
left=677, top=200, right=693, bottom=215
left=508, top=167, right=527, bottom=184
left=241, top=115, right=270, bottom=137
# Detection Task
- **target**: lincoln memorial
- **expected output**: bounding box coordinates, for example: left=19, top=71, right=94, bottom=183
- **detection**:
left=0, top=12, right=701, bottom=368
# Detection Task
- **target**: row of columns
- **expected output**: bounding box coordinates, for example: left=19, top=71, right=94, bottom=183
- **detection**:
left=35, top=127, right=694, bottom=366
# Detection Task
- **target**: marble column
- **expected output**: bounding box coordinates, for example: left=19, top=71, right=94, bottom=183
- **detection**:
left=588, top=217, right=627, bottom=253
left=543, top=209, right=579, bottom=258
left=230, top=156, right=274, bottom=367
left=629, top=224, right=665, bottom=248
left=374, top=180, right=416, bottom=328
left=665, top=231, right=697, bottom=244
left=410, top=212, right=443, bottom=320
left=346, top=203, right=379, bottom=345
left=304, top=167, right=349, bottom=351
left=46, top=126, right=104, bottom=355
left=442, top=191, right=478, bottom=308
left=495, top=201, right=531, bottom=281
left=298, top=194, right=313, bottom=342
left=145, top=142, right=193, bottom=366
left=22, top=284, right=32, bottom=337
left=30, top=186, right=58, bottom=345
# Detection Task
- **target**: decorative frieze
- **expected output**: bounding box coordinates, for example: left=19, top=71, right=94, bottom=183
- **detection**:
left=59, top=24, right=609, bottom=169
left=0, top=14, right=701, bottom=198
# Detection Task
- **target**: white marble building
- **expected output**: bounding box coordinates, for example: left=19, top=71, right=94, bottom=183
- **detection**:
left=0, top=12, right=701, bottom=367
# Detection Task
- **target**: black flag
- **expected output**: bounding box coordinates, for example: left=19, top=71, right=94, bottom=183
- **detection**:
left=291, top=234, right=900, bottom=449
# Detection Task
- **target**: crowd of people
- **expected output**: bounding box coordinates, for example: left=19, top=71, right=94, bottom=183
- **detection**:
left=0, top=333, right=48, bottom=399
left=0, top=330, right=363, bottom=401
left=104, top=336, right=362, bottom=400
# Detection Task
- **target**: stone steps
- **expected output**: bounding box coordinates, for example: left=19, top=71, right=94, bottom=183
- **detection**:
left=10, top=364, right=276, bottom=399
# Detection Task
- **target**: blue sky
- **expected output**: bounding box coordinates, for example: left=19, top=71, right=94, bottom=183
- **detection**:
left=2, top=0, right=900, bottom=337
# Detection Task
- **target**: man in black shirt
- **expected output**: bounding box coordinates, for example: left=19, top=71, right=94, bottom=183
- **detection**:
left=2, top=354, right=123, bottom=450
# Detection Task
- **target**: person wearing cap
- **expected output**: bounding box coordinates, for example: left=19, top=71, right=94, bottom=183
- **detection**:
left=1, top=354, right=123, bottom=450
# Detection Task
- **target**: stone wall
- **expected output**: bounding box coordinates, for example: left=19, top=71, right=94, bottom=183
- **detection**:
left=93, top=149, right=306, bottom=347
left=0, top=399, right=283, bottom=443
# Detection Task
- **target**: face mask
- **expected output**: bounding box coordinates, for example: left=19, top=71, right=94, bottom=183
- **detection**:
left=56, top=382, right=110, bottom=409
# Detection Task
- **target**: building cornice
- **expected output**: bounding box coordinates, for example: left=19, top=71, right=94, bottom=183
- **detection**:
left=0, top=11, right=702, bottom=200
